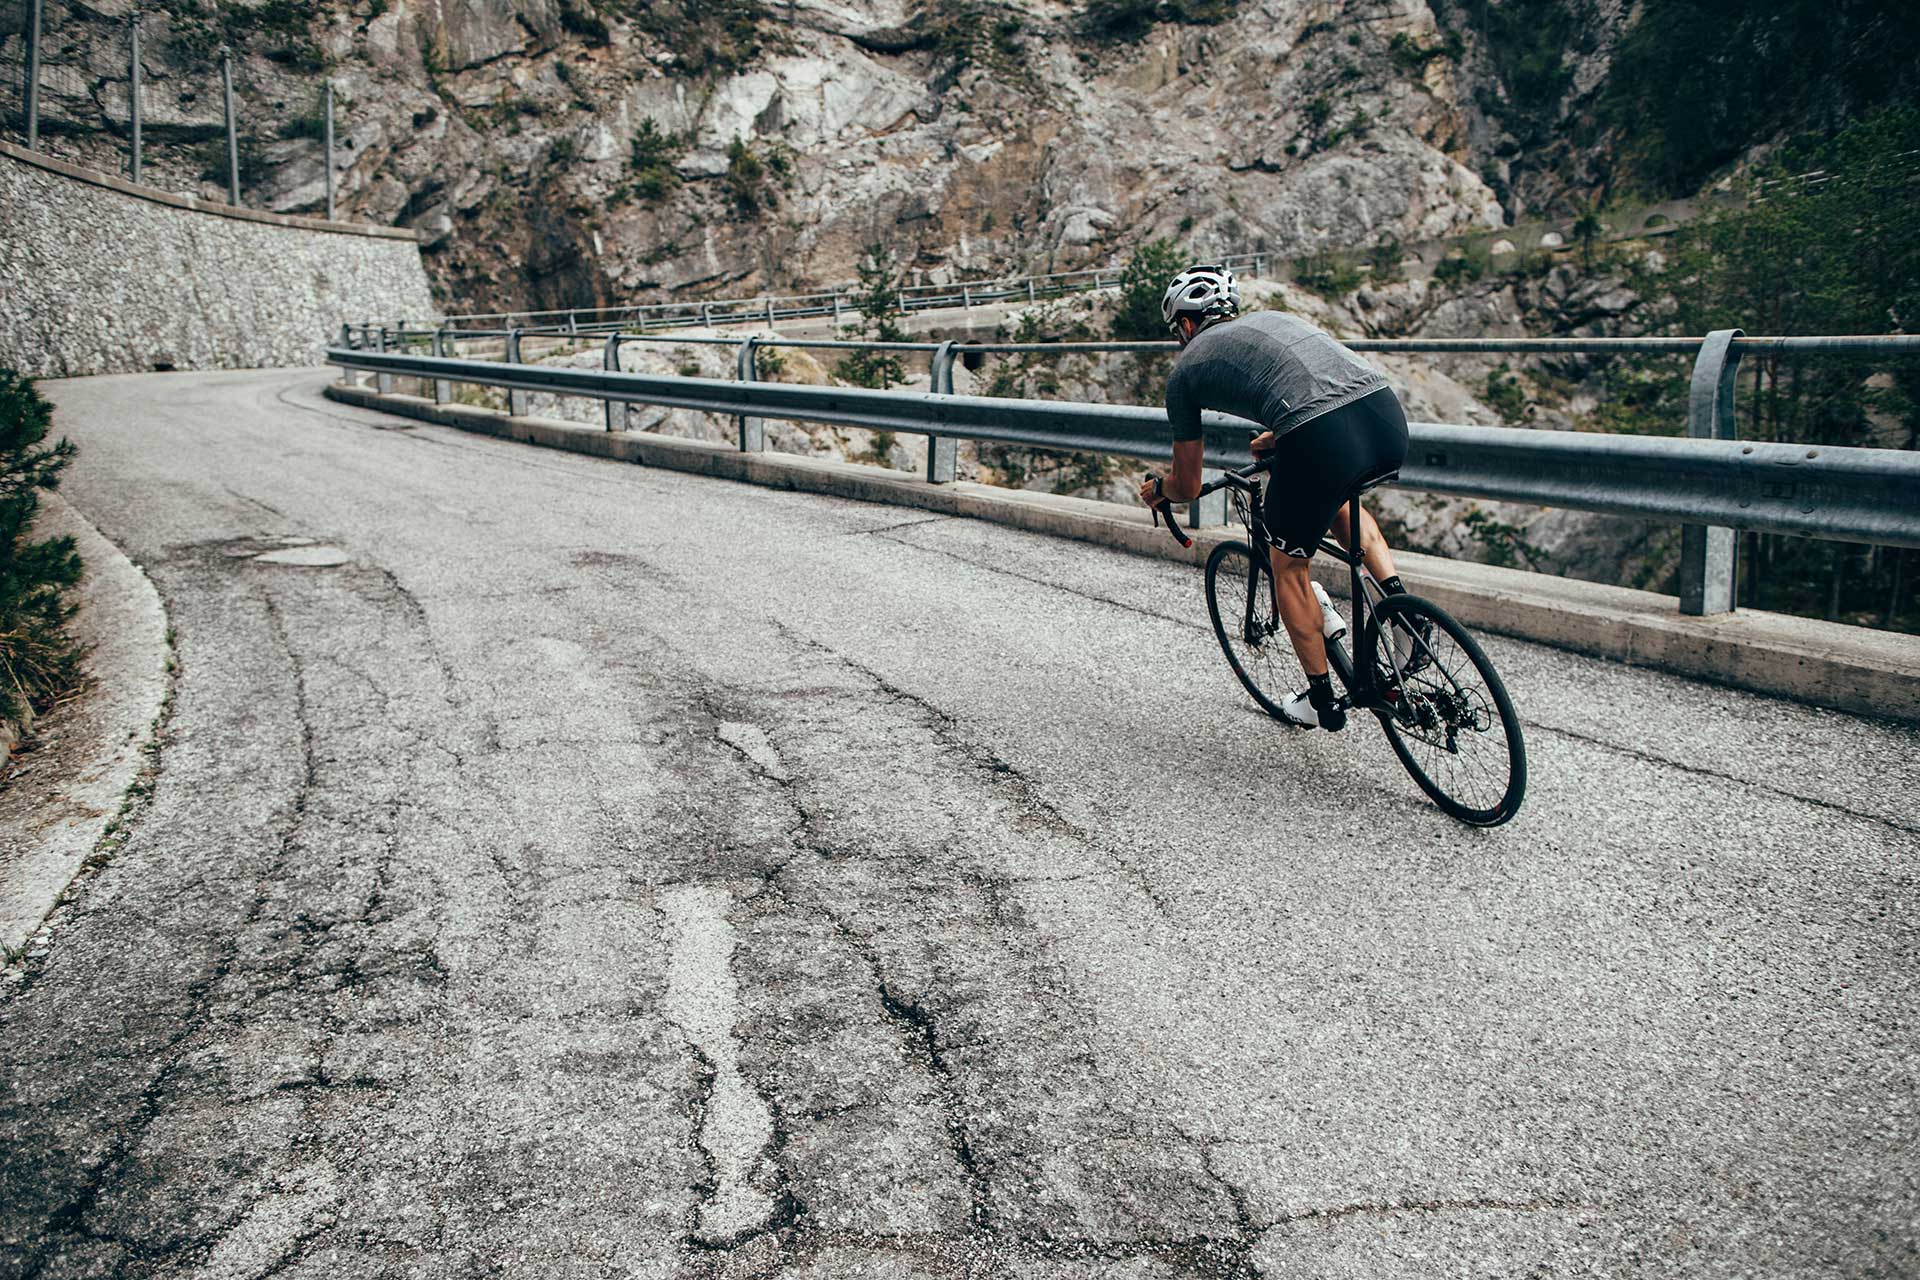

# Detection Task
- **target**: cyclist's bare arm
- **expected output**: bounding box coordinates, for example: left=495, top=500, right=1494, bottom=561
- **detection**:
left=1138, top=438, right=1206, bottom=506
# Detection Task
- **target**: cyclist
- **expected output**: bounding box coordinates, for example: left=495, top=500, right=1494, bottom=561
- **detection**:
left=1139, top=263, right=1412, bottom=732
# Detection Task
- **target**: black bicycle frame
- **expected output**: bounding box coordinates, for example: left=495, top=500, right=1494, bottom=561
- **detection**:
left=1155, top=463, right=1389, bottom=711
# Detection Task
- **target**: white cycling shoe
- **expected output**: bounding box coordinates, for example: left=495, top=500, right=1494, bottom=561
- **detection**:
left=1278, top=687, right=1347, bottom=731
left=1278, top=690, right=1319, bottom=728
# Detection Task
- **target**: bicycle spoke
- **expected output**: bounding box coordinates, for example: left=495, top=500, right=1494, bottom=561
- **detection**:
left=1374, top=601, right=1521, bottom=820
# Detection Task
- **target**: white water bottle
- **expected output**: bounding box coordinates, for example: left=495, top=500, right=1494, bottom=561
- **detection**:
left=1311, top=581, right=1347, bottom=640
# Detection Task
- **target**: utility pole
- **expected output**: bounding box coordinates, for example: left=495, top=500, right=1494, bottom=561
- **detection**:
left=323, top=78, right=335, bottom=220
left=129, top=11, right=143, bottom=182
left=23, top=0, right=42, bottom=149
left=220, top=46, right=239, bottom=205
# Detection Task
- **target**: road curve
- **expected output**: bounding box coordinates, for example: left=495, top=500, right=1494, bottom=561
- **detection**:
left=2, top=368, right=1914, bottom=1279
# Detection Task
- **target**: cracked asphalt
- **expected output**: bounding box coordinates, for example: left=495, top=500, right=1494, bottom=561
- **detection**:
left=2, top=367, right=1915, bottom=1279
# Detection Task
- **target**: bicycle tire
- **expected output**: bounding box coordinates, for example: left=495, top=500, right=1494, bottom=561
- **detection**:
left=1204, top=540, right=1302, bottom=720
left=1366, top=594, right=1526, bottom=826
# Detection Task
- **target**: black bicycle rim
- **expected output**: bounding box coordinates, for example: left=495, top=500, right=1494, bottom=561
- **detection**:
left=1204, top=540, right=1297, bottom=720
left=1368, top=595, right=1527, bottom=826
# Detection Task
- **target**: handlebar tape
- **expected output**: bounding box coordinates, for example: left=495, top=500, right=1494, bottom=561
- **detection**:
left=1154, top=500, right=1193, bottom=549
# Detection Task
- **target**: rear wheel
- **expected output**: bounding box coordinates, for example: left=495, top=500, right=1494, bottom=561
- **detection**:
left=1366, top=595, right=1526, bottom=826
left=1205, top=540, right=1303, bottom=720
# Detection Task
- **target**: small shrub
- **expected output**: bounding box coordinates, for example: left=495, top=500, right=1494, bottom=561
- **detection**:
left=1292, top=250, right=1363, bottom=297
left=725, top=136, right=772, bottom=213
left=1483, top=365, right=1528, bottom=422
left=835, top=244, right=909, bottom=388
left=1110, top=237, right=1188, bottom=340
left=559, top=0, right=611, bottom=45
left=1366, top=236, right=1405, bottom=282
left=1388, top=29, right=1461, bottom=74
left=1433, top=245, right=1490, bottom=287
left=0, top=371, right=83, bottom=728
left=627, top=118, right=684, bottom=203
left=1463, top=506, right=1546, bottom=571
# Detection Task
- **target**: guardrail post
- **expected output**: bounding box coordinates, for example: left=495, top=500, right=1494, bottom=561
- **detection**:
left=702, top=302, right=713, bottom=327
left=505, top=329, right=530, bottom=417
left=962, top=285, right=972, bottom=311
left=1679, top=328, right=1743, bottom=615
left=735, top=336, right=764, bottom=452
left=374, top=327, right=394, bottom=394
left=766, top=297, right=776, bottom=327
left=832, top=296, right=843, bottom=325
left=1027, top=279, right=1036, bottom=303
left=1190, top=469, right=1225, bottom=529
left=322, top=78, right=334, bottom=221
left=22, top=0, right=40, bottom=149
left=603, top=334, right=628, bottom=431
left=432, top=328, right=452, bottom=404
left=220, top=47, right=240, bottom=206
left=336, top=323, right=353, bottom=383
left=129, top=12, right=143, bottom=181
left=927, top=342, right=961, bottom=484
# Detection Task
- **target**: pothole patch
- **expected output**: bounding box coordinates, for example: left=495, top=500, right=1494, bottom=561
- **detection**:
left=252, top=545, right=352, bottom=567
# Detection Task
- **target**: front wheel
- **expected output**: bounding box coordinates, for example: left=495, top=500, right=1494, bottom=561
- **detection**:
left=1204, top=540, right=1302, bottom=720
left=1366, top=594, right=1526, bottom=826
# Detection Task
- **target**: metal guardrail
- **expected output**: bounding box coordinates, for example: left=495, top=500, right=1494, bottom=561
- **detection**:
left=326, top=334, right=1920, bottom=623
left=351, top=252, right=1274, bottom=334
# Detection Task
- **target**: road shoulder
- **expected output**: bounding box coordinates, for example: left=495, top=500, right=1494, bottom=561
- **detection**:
left=0, top=492, right=171, bottom=962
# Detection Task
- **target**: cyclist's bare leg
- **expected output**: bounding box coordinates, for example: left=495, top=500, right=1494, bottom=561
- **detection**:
left=1267, top=549, right=1329, bottom=676
left=1329, top=502, right=1397, bottom=583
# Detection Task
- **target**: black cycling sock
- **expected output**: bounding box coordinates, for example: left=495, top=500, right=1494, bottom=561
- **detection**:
left=1379, top=575, right=1406, bottom=595
left=1306, top=672, right=1346, bottom=732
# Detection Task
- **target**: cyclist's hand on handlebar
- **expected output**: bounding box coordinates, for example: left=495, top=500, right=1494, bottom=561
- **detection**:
left=1250, top=430, right=1277, bottom=455
left=1137, top=475, right=1163, bottom=508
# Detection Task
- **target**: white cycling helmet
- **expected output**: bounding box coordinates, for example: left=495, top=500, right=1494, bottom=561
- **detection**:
left=1161, top=263, right=1241, bottom=336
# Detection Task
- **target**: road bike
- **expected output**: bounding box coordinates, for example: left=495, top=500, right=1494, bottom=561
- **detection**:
left=1153, top=456, right=1527, bottom=827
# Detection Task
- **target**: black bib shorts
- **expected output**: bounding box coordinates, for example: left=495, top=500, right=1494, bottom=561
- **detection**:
left=1263, top=386, right=1410, bottom=559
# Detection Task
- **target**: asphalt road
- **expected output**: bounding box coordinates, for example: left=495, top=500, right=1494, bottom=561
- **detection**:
left=3, top=368, right=1915, bottom=1279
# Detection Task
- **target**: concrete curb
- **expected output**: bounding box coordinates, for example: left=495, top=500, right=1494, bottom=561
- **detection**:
left=325, top=382, right=1920, bottom=724
left=0, top=493, right=171, bottom=957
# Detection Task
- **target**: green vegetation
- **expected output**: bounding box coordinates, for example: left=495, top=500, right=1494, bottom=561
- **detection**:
left=1447, top=0, right=1589, bottom=137
left=981, top=308, right=1119, bottom=494
left=163, top=0, right=326, bottom=71
left=0, top=372, right=83, bottom=729
left=1482, top=366, right=1528, bottom=423
left=1462, top=507, right=1547, bottom=572
left=1366, top=236, right=1406, bottom=283
left=625, top=119, right=685, bottom=203
left=909, top=0, right=1029, bottom=81
left=1602, top=0, right=1920, bottom=196
left=1571, top=204, right=1604, bottom=268
left=1432, top=241, right=1491, bottom=287
left=834, top=245, right=909, bottom=390
left=1388, top=29, right=1462, bottom=76
left=619, top=0, right=773, bottom=76
left=558, top=0, right=612, bottom=46
left=1622, top=107, right=1920, bottom=628
left=724, top=137, right=793, bottom=214
left=1109, top=238, right=1186, bottom=340
left=1080, top=0, right=1238, bottom=40
left=1292, top=250, right=1363, bottom=298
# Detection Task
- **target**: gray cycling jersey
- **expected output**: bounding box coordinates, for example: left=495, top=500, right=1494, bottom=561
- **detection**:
left=1164, top=311, right=1386, bottom=442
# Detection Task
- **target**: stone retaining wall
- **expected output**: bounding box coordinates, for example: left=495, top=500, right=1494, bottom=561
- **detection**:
left=0, top=141, right=434, bottom=377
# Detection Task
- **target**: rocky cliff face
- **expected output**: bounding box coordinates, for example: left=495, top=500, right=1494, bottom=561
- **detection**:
left=14, top=0, right=1525, bottom=314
